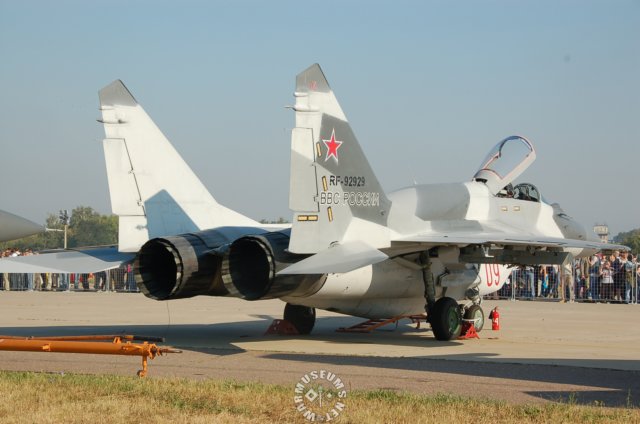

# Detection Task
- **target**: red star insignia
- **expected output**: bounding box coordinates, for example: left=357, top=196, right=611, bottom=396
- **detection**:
left=322, top=129, right=343, bottom=163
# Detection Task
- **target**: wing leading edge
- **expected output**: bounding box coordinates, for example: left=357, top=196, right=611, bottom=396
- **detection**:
left=393, top=233, right=629, bottom=252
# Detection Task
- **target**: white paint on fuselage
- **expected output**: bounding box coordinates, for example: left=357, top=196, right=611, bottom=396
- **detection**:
left=284, top=181, right=577, bottom=319
left=282, top=253, right=510, bottom=318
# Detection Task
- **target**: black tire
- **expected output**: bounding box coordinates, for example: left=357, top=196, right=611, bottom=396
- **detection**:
left=283, top=303, right=316, bottom=335
left=430, top=297, right=462, bottom=341
left=464, top=304, right=485, bottom=332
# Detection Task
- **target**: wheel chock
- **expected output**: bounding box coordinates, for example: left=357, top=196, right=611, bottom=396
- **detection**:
left=264, top=319, right=299, bottom=335
left=458, top=321, right=480, bottom=340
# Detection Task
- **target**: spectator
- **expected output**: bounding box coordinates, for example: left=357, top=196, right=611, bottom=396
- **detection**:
left=624, top=253, right=635, bottom=304
left=601, top=260, right=614, bottom=302
left=22, top=249, right=34, bottom=291
left=579, top=257, right=590, bottom=300
left=635, top=255, right=640, bottom=304
left=1, top=249, right=10, bottom=290
left=522, top=265, right=535, bottom=299
left=539, top=265, right=549, bottom=297
left=95, top=271, right=107, bottom=291
left=125, top=263, right=136, bottom=291
left=611, top=251, right=624, bottom=302
left=590, top=254, right=601, bottom=301
left=561, top=260, right=575, bottom=303
left=59, top=273, right=68, bottom=291
left=547, top=265, right=559, bottom=298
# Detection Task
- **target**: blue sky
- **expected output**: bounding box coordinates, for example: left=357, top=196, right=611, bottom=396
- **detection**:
left=1, top=1, right=638, bottom=235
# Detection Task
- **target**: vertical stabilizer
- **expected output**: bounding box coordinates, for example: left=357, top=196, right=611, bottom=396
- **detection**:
left=288, top=64, right=391, bottom=254
left=99, top=80, right=257, bottom=252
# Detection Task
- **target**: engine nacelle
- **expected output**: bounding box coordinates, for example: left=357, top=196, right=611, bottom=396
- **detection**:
left=134, top=230, right=231, bottom=300
left=135, top=228, right=324, bottom=301
left=221, top=232, right=324, bottom=300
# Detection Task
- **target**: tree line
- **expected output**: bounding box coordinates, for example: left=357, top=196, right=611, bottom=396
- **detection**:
left=614, top=229, right=640, bottom=254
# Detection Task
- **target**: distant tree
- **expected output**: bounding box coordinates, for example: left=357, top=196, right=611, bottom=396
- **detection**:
left=67, top=206, right=118, bottom=247
left=613, top=228, right=640, bottom=254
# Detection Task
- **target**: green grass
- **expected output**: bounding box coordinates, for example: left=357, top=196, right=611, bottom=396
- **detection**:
left=0, top=371, right=636, bottom=423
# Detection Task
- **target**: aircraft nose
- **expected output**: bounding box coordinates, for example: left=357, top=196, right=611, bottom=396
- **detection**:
left=0, top=210, right=44, bottom=242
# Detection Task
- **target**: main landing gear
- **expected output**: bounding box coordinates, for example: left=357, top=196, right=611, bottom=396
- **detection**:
left=429, top=297, right=462, bottom=341
left=419, top=250, right=485, bottom=341
left=429, top=299, right=485, bottom=340
left=283, top=303, right=316, bottom=335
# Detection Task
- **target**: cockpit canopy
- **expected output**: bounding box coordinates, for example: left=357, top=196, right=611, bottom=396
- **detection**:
left=511, top=182, right=540, bottom=202
left=472, top=135, right=536, bottom=195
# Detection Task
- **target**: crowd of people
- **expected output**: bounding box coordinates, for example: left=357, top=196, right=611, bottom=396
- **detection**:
left=1, top=248, right=137, bottom=292
left=500, top=250, right=639, bottom=304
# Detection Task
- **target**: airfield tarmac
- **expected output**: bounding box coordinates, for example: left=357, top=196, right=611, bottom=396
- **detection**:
left=0, top=292, right=638, bottom=407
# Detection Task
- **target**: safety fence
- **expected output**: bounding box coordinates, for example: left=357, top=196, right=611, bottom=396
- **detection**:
left=0, top=267, right=139, bottom=292
left=491, top=261, right=639, bottom=304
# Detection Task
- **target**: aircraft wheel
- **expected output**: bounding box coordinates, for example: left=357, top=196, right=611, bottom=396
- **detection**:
left=430, top=297, right=462, bottom=341
left=284, top=303, right=316, bottom=335
left=464, top=304, right=484, bottom=332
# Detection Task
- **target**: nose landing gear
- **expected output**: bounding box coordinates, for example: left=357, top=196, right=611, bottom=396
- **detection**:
left=463, top=304, right=485, bottom=332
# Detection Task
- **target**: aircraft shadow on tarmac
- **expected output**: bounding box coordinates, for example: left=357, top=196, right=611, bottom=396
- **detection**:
left=0, top=316, right=449, bottom=350
left=1, top=316, right=638, bottom=407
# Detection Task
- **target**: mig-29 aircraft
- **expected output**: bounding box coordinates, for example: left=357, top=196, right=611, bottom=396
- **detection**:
left=0, top=64, right=626, bottom=340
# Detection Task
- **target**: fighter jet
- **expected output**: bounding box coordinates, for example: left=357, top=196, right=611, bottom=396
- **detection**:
left=0, top=64, right=627, bottom=340
left=0, top=209, right=43, bottom=242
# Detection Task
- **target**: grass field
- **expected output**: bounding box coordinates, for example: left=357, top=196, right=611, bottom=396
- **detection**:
left=0, top=371, right=637, bottom=423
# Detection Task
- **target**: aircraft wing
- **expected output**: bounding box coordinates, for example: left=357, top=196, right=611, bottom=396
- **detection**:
left=391, top=233, right=629, bottom=254
left=276, top=232, right=628, bottom=275
left=0, top=247, right=135, bottom=274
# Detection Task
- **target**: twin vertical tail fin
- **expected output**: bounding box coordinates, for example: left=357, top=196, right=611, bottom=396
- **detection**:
left=288, top=64, right=391, bottom=254
left=99, top=80, right=256, bottom=252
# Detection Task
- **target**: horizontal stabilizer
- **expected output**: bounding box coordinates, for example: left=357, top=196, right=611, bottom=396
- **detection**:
left=0, top=247, right=134, bottom=274
left=277, top=241, right=388, bottom=275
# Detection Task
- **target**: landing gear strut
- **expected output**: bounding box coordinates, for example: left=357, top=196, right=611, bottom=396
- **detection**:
left=283, top=303, right=316, bottom=335
left=419, top=251, right=461, bottom=341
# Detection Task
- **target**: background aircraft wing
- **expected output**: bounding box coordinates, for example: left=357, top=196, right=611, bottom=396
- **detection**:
left=0, top=247, right=135, bottom=274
